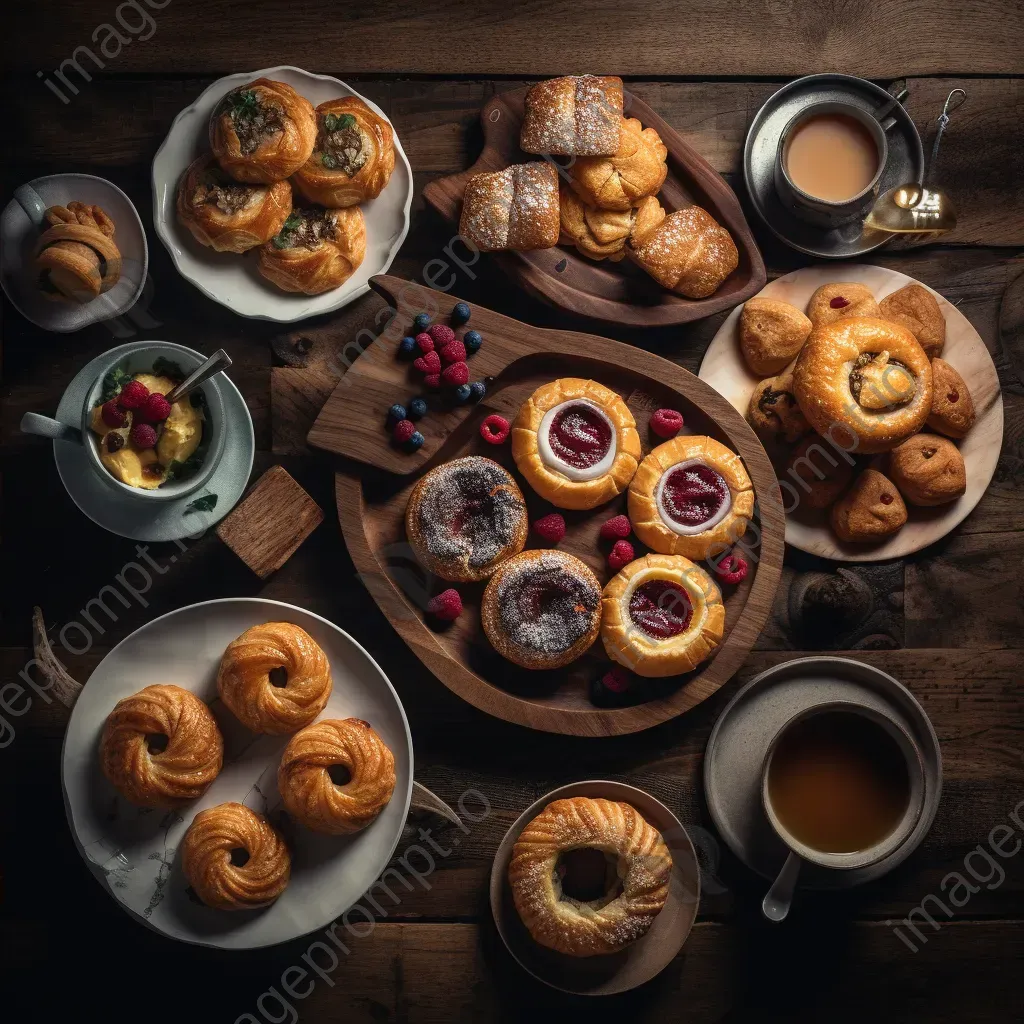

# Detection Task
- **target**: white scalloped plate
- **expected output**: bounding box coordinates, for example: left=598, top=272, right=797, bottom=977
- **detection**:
left=152, top=66, right=413, bottom=322
left=698, top=265, right=1003, bottom=561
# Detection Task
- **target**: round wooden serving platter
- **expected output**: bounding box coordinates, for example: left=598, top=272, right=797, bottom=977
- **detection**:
left=421, top=85, right=766, bottom=328
left=318, top=277, right=784, bottom=736
left=698, top=265, right=1004, bottom=561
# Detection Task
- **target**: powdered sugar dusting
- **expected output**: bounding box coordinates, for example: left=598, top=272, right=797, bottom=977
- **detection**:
left=520, top=75, right=621, bottom=156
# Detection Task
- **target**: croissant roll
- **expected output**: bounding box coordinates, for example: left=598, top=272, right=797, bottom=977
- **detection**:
left=278, top=718, right=396, bottom=835
left=99, top=684, right=223, bottom=808
left=181, top=802, right=291, bottom=911
left=176, top=153, right=293, bottom=253
left=292, top=97, right=396, bottom=208
left=568, top=117, right=668, bottom=211
left=34, top=201, right=121, bottom=303
left=210, top=78, right=316, bottom=184
left=257, top=205, right=365, bottom=295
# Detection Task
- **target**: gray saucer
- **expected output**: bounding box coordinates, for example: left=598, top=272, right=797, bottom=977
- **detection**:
left=744, top=74, right=924, bottom=259
left=53, top=341, right=254, bottom=541
left=704, top=656, right=942, bottom=889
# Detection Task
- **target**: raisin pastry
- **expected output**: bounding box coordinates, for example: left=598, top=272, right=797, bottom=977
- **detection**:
left=806, top=283, right=882, bottom=327
left=830, top=468, right=907, bottom=542
left=927, top=357, right=976, bottom=438
left=740, top=297, right=813, bottom=375
left=292, top=97, right=395, bottom=208
left=879, top=283, right=946, bottom=358
left=210, top=78, right=316, bottom=184
left=511, top=378, right=641, bottom=510
left=793, top=317, right=933, bottom=454
left=783, top=434, right=855, bottom=510
left=888, top=433, right=967, bottom=506
left=568, top=117, right=668, bottom=211
left=747, top=366, right=810, bottom=444
left=629, top=435, right=754, bottom=560
left=34, top=202, right=121, bottom=303
left=520, top=75, right=623, bottom=157
left=459, top=162, right=560, bottom=252
left=601, top=553, right=724, bottom=677
left=257, top=205, right=365, bottom=294
left=176, top=153, right=293, bottom=253
left=558, top=186, right=633, bottom=261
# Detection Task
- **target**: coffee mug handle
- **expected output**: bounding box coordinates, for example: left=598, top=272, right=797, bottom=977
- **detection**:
left=21, top=412, right=83, bottom=446
left=762, top=851, right=803, bottom=922
left=14, top=184, right=48, bottom=227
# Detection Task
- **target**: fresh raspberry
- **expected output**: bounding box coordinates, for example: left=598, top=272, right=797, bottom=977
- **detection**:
left=129, top=423, right=158, bottom=449
left=427, top=588, right=462, bottom=621
left=392, top=419, right=416, bottom=444
left=830, top=296, right=850, bottom=309
left=715, top=553, right=749, bottom=584
left=439, top=340, right=467, bottom=364
left=427, top=323, right=456, bottom=347
left=101, top=399, right=127, bottom=428
left=441, top=361, right=469, bottom=387
left=480, top=414, right=510, bottom=444
left=533, top=513, right=566, bottom=544
left=138, top=392, right=172, bottom=423
left=608, top=539, right=634, bottom=571
left=602, top=666, right=631, bottom=693
left=650, top=408, right=684, bottom=438
left=413, top=351, right=441, bottom=374
left=423, top=374, right=441, bottom=389
left=599, top=514, right=632, bottom=540
left=118, top=380, right=149, bottom=410
left=415, top=332, right=435, bottom=353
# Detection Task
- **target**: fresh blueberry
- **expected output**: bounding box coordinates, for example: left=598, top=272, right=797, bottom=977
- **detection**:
left=407, top=431, right=425, bottom=451
left=463, top=330, right=482, bottom=354
left=453, top=383, right=473, bottom=404
left=451, top=301, right=471, bottom=325
left=469, top=380, right=487, bottom=401
left=387, top=403, right=407, bottom=425
left=408, top=397, right=428, bottom=420
left=413, top=313, right=431, bottom=332
left=398, top=335, right=417, bottom=357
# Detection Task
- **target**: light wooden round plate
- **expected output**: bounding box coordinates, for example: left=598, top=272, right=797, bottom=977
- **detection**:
left=698, top=264, right=1003, bottom=561
left=489, top=780, right=700, bottom=995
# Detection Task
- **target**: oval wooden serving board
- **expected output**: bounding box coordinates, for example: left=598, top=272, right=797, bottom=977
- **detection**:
left=315, top=276, right=784, bottom=736
left=421, top=85, right=766, bottom=328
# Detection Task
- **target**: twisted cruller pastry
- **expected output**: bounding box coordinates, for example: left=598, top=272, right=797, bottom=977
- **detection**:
left=278, top=718, right=396, bottom=834
left=99, top=684, right=223, bottom=809
left=509, top=797, right=672, bottom=957
left=34, top=202, right=122, bottom=303
left=217, top=622, right=332, bottom=734
left=181, top=802, right=291, bottom=911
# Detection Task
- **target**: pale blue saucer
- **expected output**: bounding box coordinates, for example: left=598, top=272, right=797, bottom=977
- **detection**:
left=53, top=341, right=254, bottom=541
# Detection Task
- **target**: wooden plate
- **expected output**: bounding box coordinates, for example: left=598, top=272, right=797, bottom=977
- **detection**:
left=316, top=277, right=784, bottom=736
left=422, top=85, right=766, bottom=327
left=698, top=265, right=1004, bottom=561
left=489, top=781, right=700, bottom=995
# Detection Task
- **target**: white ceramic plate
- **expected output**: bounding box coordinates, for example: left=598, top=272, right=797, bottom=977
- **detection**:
left=62, top=598, right=414, bottom=949
left=0, top=173, right=148, bottom=333
left=152, top=66, right=413, bottom=322
left=699, top=265, right=1003, bottom=561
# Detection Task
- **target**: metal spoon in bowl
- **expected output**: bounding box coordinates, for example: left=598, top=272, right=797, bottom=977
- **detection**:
left=166, top=348, right=232, bottom=404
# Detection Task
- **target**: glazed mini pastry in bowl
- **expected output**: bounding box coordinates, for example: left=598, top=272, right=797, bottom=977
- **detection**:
left=34, top=202, right=121, bottom=303
left=405, top=456, right=527, bottom=583
left=558, top=187, right=633, bottom=262
left=99, top=684, right=223, bottom=808
left=748, top=365, right=810, bottom=444
left=511, top=378, right=641, bottom=510
left=927, top=357, right=975, bottom=438
left=209, top=78, right=316, bottom=184
left=482, top=550, right=602, bottom=670
left=508, top=796, right=671, bottom=957
left=793, top=317, right=933, bottom=454
left=176, top=153, right=292, bottom=253
left=181, top=802, right=291, bottom=911
left=739, top=297, right=812, bottom=375
left=292, top=97, right=395, bottom=208
left=806, top=282, right=881, bottom=327
left=257, top=205, right=365, bottom=294
left=879, top=283, right=945, bottom=358
left=459, top=162, right=560, bottom=253
left=888, top=434, right=967, bottom=506
left=568, top=117, right=668, bottom=211
left=519, top=75, right=623, bottom=157
left=217, top=622, right=332, bottom=734
left=830, top=468, right=907, bottom=543
left=629, top=435, right=754, bottom=560
left=278, top=718, right=396, bottom=835
left=601, top=554, right=724, bottom=677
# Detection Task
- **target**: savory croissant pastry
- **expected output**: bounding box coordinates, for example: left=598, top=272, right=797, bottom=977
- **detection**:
left=292, top=97, right=396, bottom=208
left=257, top=206, right=365, bottom=295
left=34, top=202, right=121, bottom=303
left=558, top=186, right=633, bottom=261
left=176, top=153, right=293, bottom=253
left=568, top=117, right=668, bottom=211
left=459, top=162, right=560, bottom=252
left=210, top=78, right=316, bottom=184
left=520, top=75, right=623, bottom=156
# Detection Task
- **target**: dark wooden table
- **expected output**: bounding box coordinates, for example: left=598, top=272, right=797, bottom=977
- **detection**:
left=3, top=4, right=1023, bottom=1021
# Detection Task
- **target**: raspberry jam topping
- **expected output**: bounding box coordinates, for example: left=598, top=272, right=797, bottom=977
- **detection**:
left=830, top=296, right=850, bottom=309
left=628, top=580, right=692, bottom=640
left=547, top=402, right=613, bottom=469
left=660, top=463, right=730, bottom=529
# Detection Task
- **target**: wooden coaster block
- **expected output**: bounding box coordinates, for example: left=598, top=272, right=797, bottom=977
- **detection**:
left=216, top=466, right=324, bottom=578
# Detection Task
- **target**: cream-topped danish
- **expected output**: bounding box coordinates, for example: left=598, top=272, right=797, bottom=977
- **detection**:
left=511, top=378, right=641, bottom=509
left=628, top=435, right=754, bottom=559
